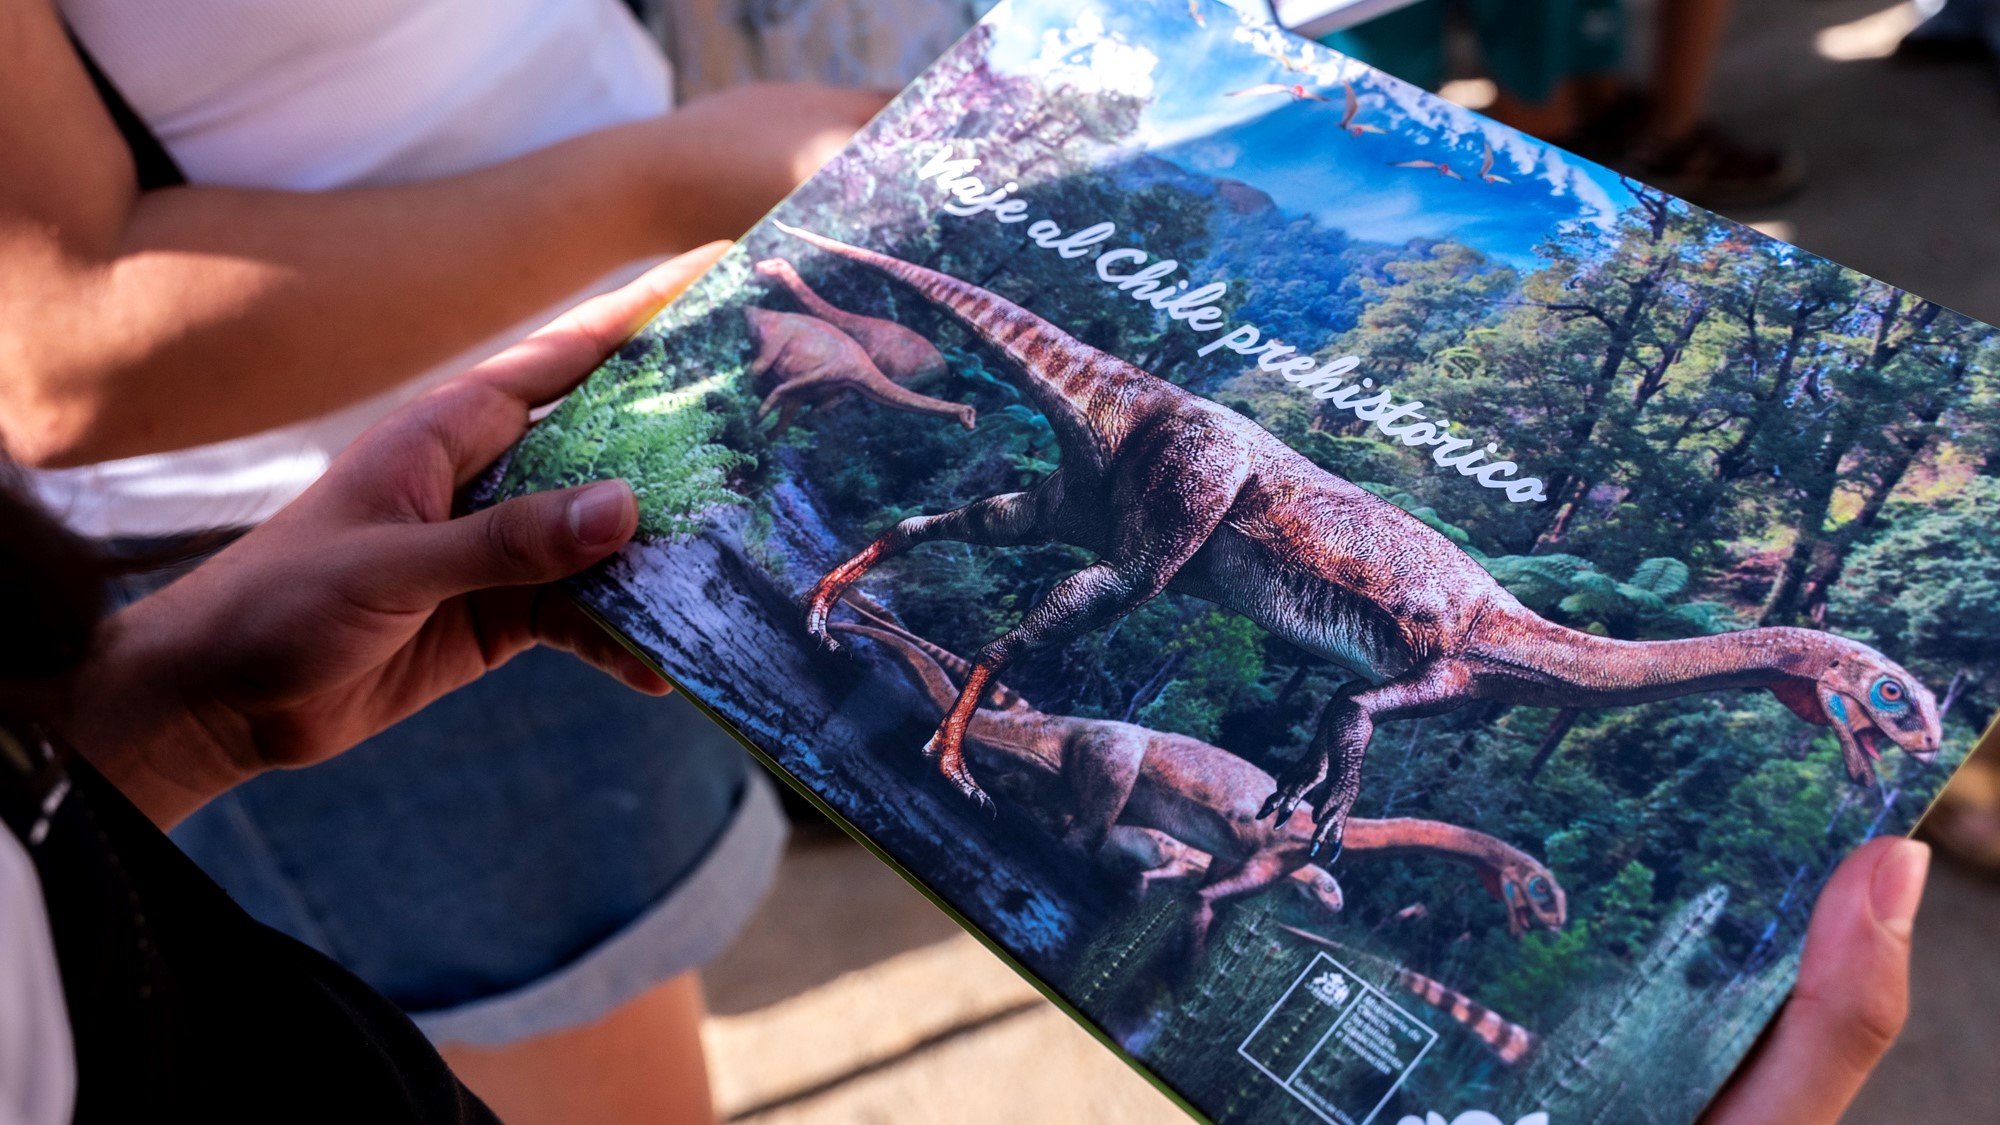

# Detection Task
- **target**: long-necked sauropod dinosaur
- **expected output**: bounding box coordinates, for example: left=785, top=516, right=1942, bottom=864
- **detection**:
left=831, top=607, right=1566, bottom=954
left=753, top=257, right=949, bottom=386
left=743, top=306, right=975, bottom=435
left=781, top=222, right=1942, bottom=857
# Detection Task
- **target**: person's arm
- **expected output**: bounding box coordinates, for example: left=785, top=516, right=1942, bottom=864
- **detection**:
left=54, top=246, right=733, bottom=828
left=0, top=0, right=886, bottom=467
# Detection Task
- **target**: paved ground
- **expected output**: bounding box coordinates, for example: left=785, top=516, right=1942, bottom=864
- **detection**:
left=701, top=2, right=2000, bottom=1121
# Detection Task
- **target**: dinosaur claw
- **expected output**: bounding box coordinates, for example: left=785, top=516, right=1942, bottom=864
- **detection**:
left=1307, top=805, right=1347, bottom=862
left=1259, top=788, right=1301, bottom=824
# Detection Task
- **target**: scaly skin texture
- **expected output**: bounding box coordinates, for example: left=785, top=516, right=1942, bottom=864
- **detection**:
left=833, top=604, right=1565, bottom=957
left=741, top=306, right=974, bottom=435
left=753, top=257, right=949, bottom=385
left=782, top=223, right=1945, bottom=856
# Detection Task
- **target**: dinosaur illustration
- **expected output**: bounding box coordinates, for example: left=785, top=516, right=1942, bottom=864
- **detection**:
left=1226, top=83, right=1331, bottom=104
left=753, top=258, right=949, bottom=386
left=781, top=223, right=1944, bottom=856
left=1278, top=924, right=1539, bottom=1065
left=1098, top=819, right=1564, bottom=940
left=1390, top=158, right=1464, bottom=181
left=1098, top=824, right=1345, bottom=918
left=1336, top=81, right=1386, bottom=137
left=831, top=605, right=1566, bottom=953
left=742, top=306, right=975, bottom=435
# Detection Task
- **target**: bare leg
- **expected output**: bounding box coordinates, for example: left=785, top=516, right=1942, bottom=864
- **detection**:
left=1648, top=0, right=1732, bottom=141
left=440, top=973, right=714, bottom=1125
left=1487, top=81, right=1583, bottom=141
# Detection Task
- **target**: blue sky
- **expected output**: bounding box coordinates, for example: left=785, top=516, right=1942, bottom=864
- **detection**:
left=981, top=0, right=1640, bottom=269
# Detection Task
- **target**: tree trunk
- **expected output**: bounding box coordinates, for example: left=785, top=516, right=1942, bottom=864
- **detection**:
left=1524, top=707, right=1581, bottom=782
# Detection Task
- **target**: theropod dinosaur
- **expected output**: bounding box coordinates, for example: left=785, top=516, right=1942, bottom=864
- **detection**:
left=742, top=306, right=974, bottom=435
left=780, top=223, right=1943, bottom=856
left=831, top=606, right=1566, bottom=952
left=754, top=258, right=949, bottom=386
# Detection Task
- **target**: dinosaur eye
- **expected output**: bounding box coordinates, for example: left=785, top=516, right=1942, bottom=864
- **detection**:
left=1870, top=678, right=1909, bottom=712
left=1527, top=876, right=1555, bottom=906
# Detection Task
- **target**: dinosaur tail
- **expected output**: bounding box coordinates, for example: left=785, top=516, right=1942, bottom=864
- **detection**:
left=838, top=593, right=1031, bottom=712
left=1275, top=925, right=1538, bottom=1066
left=772, top=222, right=1116, bottom=397
left=828, top=622, right=962, bottom=716
left=756, top=256, right=852, bottom=326
left=1391, top=966, right=1539, bottom=1066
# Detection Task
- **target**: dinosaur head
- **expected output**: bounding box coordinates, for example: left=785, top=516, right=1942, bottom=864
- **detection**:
left=1482, top=858, right=1567, bottom=938
left=1776, top=642, right=1941, bottom=786
left=1289, top=866, right=1345, bottom=916
left=751, top=258, right=799, bottom=284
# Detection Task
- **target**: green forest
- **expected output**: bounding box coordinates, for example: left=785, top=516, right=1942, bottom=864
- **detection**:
left=484, top=18, right=1998, bottom=1122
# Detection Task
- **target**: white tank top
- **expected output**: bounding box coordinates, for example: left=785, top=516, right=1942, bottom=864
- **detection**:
left=35, top=0, right=672, bottom=538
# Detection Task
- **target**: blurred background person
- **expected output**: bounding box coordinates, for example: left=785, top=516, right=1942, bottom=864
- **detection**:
left=1317, top=0, right=1804, bottom=207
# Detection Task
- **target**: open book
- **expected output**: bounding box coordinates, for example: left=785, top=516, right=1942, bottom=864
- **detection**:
left=475, top=2, right=1995, bottom=1121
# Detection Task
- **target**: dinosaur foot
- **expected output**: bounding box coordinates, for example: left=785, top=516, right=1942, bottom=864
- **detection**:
left=1258, top=786, right=1306, bottom=825
left=1306, top=809, right=1347, bottom=864
left=801, top=586, right=846, bottom=651
left=923, top=735, right=994, bottom=813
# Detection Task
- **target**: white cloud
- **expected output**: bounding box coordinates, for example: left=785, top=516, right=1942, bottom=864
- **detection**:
left=1370, top=79, right=1621, bottom=228
left=1029, top=10, right=1159, bottom=99
left=1185, top=138, right=1244, bottom=170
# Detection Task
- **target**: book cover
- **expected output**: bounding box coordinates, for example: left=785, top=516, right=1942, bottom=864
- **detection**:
left=474, top=2, right=1997, bottom=1121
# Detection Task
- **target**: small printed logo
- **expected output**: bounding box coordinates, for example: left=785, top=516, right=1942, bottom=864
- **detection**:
left=1400, top=1104, right=1552, bottom=1112
left=1397, top=1113, right=1549, bottom=1125
left=1305, top=970, right=1351, bottom=1007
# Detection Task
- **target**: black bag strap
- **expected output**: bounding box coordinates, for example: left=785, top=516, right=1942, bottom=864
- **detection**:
left=68, top=30, right=186, bottom=191
left=0, top=720, right=74, bottom=851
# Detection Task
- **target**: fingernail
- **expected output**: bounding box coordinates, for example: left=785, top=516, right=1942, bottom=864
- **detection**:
left=1870, top=839, right=1931, bottom=941
left=567, top=480, right=633, bottom=546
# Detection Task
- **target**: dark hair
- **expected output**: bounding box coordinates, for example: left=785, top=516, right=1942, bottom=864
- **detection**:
left=0, top=466, right=108, bottom=683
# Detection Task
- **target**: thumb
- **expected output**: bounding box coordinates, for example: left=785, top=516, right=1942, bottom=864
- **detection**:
left=1702, top=836, right=1928, bottom=1125
left=386, top=480, right=638, bottom=606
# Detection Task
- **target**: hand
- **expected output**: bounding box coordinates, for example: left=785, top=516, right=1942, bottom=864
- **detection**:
left=65, top=243, right=731, bottom=827
left=648, top=83, right=895, bottom=244
left=1700, top=836, right=1929, bottom=1125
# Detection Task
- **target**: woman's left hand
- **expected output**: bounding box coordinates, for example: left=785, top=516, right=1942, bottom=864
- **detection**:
left=67, top=243, right=728, bottom=827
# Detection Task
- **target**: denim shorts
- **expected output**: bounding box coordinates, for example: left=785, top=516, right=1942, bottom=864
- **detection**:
left=169, top=644, right=786, bottom=1047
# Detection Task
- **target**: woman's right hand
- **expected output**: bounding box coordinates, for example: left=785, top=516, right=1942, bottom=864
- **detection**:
left=644, top=82, right=894, bottom=244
